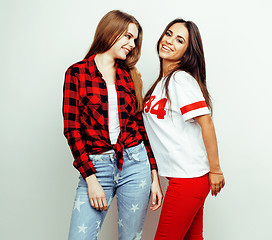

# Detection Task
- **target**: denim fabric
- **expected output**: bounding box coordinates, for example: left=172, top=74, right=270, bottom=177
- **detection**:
left=68, top=142, right=152, bottom=240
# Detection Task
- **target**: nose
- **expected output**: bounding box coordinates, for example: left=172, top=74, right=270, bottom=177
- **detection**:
left=166, top=36, right=174, bottom=45
left=129, top=39, right=135, bottom=49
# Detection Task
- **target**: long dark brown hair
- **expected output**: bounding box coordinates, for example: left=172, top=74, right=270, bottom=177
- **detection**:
left=144, top=18, right=212, bottom=113
left=85, top=10, right=144, bottom=111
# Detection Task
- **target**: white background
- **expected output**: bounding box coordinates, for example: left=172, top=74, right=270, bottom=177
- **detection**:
left=1, top=0, right=272, bottom=239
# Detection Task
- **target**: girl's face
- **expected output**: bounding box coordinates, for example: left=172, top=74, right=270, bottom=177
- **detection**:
left=109, top=23, right=139, bottom=60
left=159, top=23, right=189, bottom=65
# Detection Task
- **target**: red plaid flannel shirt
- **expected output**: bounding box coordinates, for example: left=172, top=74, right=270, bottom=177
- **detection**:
left=63, top=55, right=157, bottom=179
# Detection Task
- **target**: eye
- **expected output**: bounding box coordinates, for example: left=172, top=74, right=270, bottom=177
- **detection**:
left=177, top=39, right=184, bottom=44
left=165, top=31, right=171, bottom=37
left=125, top=34, right=132, bottom=39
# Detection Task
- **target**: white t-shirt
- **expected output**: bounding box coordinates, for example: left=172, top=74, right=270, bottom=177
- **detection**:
left=143, top=71, right=210, bottom=178
left=107, top=84, right=120, bottom=145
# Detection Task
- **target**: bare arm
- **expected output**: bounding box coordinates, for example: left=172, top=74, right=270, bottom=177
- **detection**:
left=150, top=169, right=163, bottom=211
left=194, top=114, right=225, bottom=196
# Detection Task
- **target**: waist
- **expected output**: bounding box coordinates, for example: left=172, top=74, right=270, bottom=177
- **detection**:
left=101, top=149, right=115, bottom=155
left=88, top=139, right=143, bottom=155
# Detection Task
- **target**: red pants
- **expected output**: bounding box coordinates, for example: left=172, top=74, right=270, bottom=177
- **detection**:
left=155, top=174, right=210, bottom=240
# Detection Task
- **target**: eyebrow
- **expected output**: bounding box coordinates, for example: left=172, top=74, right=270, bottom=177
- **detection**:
left=167, top=29, right=186, bottom=42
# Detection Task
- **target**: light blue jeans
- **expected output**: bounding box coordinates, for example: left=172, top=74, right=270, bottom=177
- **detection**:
left=68, top=142, right=152, bottom=240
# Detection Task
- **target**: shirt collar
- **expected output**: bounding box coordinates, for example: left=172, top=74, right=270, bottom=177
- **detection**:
left=85, top=54, right=102, bottom=77
left=85, top=54, right=125, bottom=78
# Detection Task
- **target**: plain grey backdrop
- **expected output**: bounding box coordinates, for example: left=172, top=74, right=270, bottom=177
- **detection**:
left=1, top=0, right=272, bottom=239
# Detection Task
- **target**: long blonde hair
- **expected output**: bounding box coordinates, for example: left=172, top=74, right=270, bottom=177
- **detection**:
left=85, top=10, right=143, bottom=111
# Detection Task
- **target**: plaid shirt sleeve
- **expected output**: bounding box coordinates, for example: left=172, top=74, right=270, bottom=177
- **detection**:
left=63, top=67, right=96, bottom=179
left=135, top=112, right=158, bottom=170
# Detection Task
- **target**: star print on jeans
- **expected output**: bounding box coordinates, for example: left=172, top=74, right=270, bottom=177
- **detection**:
left=114, top=173, right=122, bottom=183
left=74, top=196, right=85, bottom=212
left=139, top=179, right=147, bottom=188
left=131, top=204, right=140, bottom=213
left=96, top=221, right=101, bottom=229
left=78, top=224, right=88, bottom=233
left=134, top=230, right=143, bottom=240
left=118, top=219, right=124, bottom=228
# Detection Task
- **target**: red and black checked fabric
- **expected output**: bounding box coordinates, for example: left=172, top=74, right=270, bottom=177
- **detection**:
left=63, top=54, right=157, bottom=179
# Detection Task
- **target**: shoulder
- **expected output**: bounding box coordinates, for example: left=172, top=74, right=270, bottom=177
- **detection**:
left=116, top=64, right=133, bottom=86
left=117, top=63, right=131, bottom=77
left=65, top=59, right=88, bottom=76
left=172, top=71, right=196, bottom=83
left=171, top=71, right=200, bottom=89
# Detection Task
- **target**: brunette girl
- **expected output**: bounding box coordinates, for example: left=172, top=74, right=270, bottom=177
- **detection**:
left=63, top=10, right=162, bottom=240
left=142, top=19, right=225, bottom=239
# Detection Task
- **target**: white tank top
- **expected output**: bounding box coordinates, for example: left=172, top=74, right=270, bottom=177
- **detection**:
left=107, top=84, right=120, bottom=144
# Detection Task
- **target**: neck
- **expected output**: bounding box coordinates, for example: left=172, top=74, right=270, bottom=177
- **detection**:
left=95, top=52, right=116, bottom=69
left=162, top=60, right=178, bottom=77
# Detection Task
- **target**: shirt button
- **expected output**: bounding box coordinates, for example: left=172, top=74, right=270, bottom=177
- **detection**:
left=119, top=107, right=121, bottom=109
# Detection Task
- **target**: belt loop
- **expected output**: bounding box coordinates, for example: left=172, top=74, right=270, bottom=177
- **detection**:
left=124, top=147, right=132, bottom=160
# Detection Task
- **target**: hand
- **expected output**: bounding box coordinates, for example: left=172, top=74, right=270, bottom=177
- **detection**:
left=135, top=67, right=142, bottom=78
left=209, top=171, right=225, bottom=197
left=85, top=174, right=108, bottom=211
left=130, top=67, right=142, bottom=79
left=150, top=170, right=163, bottom=211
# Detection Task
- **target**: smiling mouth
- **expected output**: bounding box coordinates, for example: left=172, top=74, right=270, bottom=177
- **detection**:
left=161, top=44, right=173, bottom=52
left=122, top=47, right=131, bottom=54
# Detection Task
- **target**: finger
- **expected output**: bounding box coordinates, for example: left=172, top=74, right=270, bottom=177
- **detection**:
left=214, top=185, right=220, bottom=196
left=151, top=194, right=161, bottom=211
left=93, top=199, right=99, bottom=210
left=153, top=195, right=163, bottom=211
left=220, top=178, right=224, bottom=188
left=150, top=194, right=157, bottom=210
left=97, top=199, right=104, bottom=211
left=157, top=193, right=163, bottom=208
left=150, top=202, right=160, bottom=211
left=151, top=204, right=160, bottom=211
left=215, top=185, right=220, bottom=194
left=102, top=198, right=108, bottom=211
left=136, top=70, right=142, bottom=77
left=90, top=199, right=95, bottom=208
left=152, top=193, right=157, bottom=206
left=219, top=178, right=225, bottom=190
left=211, top=185, right=216, bottom=196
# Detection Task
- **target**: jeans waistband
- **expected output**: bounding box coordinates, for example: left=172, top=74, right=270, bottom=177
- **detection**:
left=91, top=142, right=144, bottom=156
